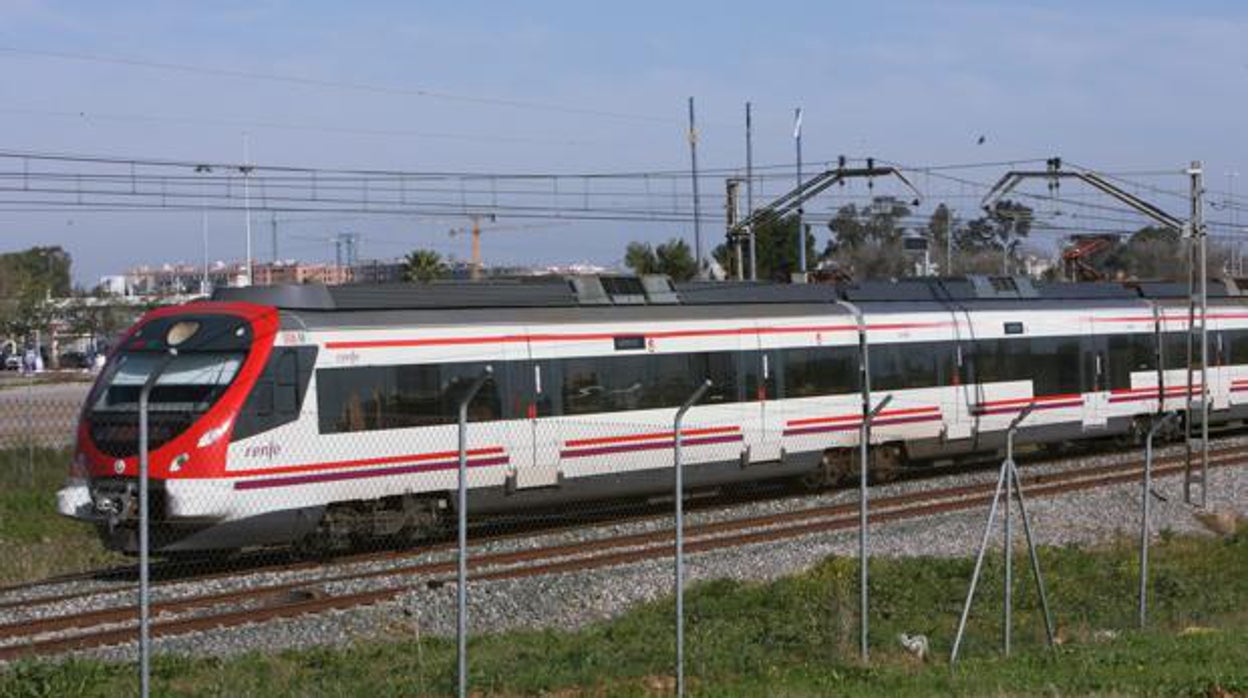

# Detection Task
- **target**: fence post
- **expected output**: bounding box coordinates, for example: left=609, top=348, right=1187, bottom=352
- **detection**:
left=859, top=393, right=892, bottom=663
left=26, top=368, right=34, bottom=485
left=1140, top=412, right=1178, bottom=628
left=138, top=350, right=176, bottom=698
left=674, top=378, right=712, bottom=698
left=951, top=403, right=1055, bottom=666
left=456, top=366, right=493, bottom=698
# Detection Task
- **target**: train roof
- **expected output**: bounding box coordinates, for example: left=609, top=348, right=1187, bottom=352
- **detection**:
left=210, top=274, right=1248, bottom=313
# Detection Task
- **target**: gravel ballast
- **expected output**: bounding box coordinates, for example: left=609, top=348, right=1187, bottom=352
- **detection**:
left=7, top=441, right=1246, bottom=664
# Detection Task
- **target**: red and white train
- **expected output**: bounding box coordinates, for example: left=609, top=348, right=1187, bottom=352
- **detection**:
left=56, top=275, right=1248, bottom=553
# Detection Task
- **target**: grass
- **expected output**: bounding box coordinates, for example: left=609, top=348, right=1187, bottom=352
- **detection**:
left=1, top=519, right=1245, bottom=696
left=0, top=448, right=122, bottom=585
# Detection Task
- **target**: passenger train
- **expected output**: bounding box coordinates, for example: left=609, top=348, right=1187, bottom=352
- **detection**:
left=55, top=274, right=1248, bottom=553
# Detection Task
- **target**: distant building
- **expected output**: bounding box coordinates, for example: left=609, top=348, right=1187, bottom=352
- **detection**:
left=119, top=262, right=245, bottom=296
left=252, top=261, right=354, bottom=286
left=351, top=259, right=407, bottom=284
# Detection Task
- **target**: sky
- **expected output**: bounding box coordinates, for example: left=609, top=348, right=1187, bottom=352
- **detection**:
left=1, top=0, right=1246, bottom=285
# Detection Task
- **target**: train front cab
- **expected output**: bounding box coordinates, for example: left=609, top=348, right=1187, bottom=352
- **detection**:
left=55, top=302, right=290, bottom=553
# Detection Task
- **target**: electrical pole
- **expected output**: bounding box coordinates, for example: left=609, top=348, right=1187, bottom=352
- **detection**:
left=946, top=210, right=955, bottom=276
left=201, top=210, right=210, bottom=295
left=242, top=133, right=253, bottom=287
left=270, top=213, right=278, bottom=262
left=726, top=179, right=743, bottom=280
left=794, top=108, right=806, bottom=281
left=470, top=214, right=482, bottom=281
left=1228, top=171, right=1240, bottom=275
left=688, top=97, right=704, bottom=278
left=745, top=102, right=757, bottom=281
left=1185, top=161, right=1209, bottom=507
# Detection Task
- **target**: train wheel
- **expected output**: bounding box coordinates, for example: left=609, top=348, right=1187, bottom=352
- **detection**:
left=869, top=444, right=905, bottom=484
left=801, top=449, right=853, bottom=490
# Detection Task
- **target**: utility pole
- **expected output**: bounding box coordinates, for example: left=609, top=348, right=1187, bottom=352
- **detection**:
left=1227, top=171, right=1240, bottom=275
left=726, top=179, right=743, bottom=280
left=946, top=210, right=955, bottom=276
left=687, top=97, right=704, bottom=278
left=242, top=133, right=253, bottom=287
left=201, top=210, right=210, bottom=295
left=794, top=108, right=806, bottom=281
left=270, top=213, right=278, bottom=262
left=745, top=102, right=757, bottom=281
left=1184, top=161, right=1209, bottom=507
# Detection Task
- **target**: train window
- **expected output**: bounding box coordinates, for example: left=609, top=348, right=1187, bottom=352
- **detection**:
left=560, top=351, right=741, bottom=415
left=234, top=346, right=318, bottom=441
left=315, top=361, right=501, bottom=434
left=780, top=346, right=856, bottom=398
left=1029, top=337, right=1082, bottom=395
left=1106, top=334, right=1155, bottom=389
left=870, top=342, right=939, bottom=391
left=741, top=351, right=775, bottom=401
left=1226, top=330, right=1248, bottom=365
left=1161, top=333, right=1194, bottom=370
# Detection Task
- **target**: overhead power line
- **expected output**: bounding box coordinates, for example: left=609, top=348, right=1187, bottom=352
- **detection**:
left=0, top=45, right=679, bottom=125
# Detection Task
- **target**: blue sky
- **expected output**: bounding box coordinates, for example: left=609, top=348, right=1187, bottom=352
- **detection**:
left=1, top=1, right=1246, bottom=283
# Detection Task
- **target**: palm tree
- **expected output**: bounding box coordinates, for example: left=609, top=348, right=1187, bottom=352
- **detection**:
left=404, top=249, right=448, bottom=283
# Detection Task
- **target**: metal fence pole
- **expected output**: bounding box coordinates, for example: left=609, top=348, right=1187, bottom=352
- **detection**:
left=951, top=403, right=1041, bottom=667
left=1141, top=412, right=1178, bottom=628
left=26, top=369, right=34, bottom=485
left=859, top=394, right=892, bottom=663
left=456, top=366, right=492, bottom=698
left=1003, top=417, right=1015, bottom=656
left=674, top=379, right=712, bottom=698
left=138, top=350, right=176, bottom=698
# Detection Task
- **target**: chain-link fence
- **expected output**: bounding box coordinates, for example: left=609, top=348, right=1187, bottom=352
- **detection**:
left=0, top=370, right=1243, bottom=696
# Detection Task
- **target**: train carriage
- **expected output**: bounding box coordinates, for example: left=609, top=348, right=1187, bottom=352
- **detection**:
left=55, top=274, right=1248, bottom=553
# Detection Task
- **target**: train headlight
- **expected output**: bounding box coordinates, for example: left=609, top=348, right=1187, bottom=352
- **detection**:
left=197, top=419, right=233, bottom=448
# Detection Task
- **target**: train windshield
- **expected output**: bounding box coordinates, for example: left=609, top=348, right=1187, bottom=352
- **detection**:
left=85, top=313, right=255, bottom=458
left=93, top=352, right=244, bottom=413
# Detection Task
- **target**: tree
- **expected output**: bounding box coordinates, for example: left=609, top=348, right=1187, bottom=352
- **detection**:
left=821, top=197, right=913, bottom=279
left=654, top=238, right=697, bottom=281
left=926, top=204, right=954, bottom=273
left=623, top=238, right=699, bottom=281
left=956, top=200, right=1034, bottom=274
left=624, top=241, right=659, bottom=276
left=403, top=249, right=448, bottom=283
left=711, top=214, right=817, bottom=282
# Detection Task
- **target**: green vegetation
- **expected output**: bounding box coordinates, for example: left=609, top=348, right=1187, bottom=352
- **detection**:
left=3, top=520, right=1245, bottom=696
left=624, top=238, right=700, bottom=281
left=0, top=448, right=120, bottom=584
left=404, top=248, right=450, bottom=283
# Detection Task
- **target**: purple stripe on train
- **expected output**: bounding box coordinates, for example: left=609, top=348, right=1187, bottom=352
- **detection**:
left=559, top=433, right=744, bottom=459
left=234, top=456, right=511, bottom=490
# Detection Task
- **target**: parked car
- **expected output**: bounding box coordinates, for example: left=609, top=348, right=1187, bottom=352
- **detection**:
left=2, top=354, right=20, bottom=371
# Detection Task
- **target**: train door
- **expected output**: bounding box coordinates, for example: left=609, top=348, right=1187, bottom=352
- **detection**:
left=944, top=306, right=976, bottom=441
left=1210, top=323, right=1230, bottom=411
left=509, top=338, right=558, bottom=490
left=1082, top=321, right=1108, bottom=430
left=745, top=325, right=781, bottom=463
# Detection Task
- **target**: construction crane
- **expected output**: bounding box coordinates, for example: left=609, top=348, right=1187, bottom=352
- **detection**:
left=1061, top=234, right=1120, bottom=281
left=448, top=216, right=571, bottom=280
left=448, top=214, right=496, bottom=280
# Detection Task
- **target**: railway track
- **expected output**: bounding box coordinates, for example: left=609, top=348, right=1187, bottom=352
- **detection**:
left=0, top=443, right=1240, bottom=662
